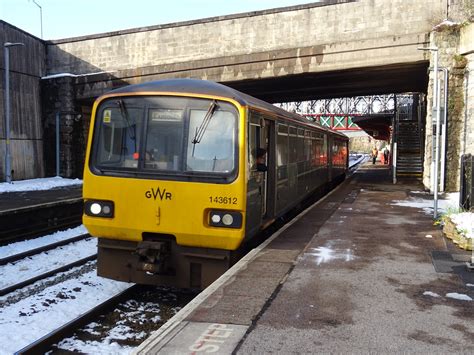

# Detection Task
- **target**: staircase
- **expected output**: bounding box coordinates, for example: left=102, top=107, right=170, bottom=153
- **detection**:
left=396, top=121, right=423, bottom=178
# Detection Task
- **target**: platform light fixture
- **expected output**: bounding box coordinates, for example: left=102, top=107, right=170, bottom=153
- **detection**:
left=30, top=0, right=43, bottom=39
left=3, top=42, right=25, bottom=183
left=417, top=45, right=441, bottom=219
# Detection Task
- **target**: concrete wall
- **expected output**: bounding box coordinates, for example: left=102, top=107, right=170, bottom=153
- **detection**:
left=46, top=0, right=444, bottom=92
left=0, top=21, right=46, bottom=181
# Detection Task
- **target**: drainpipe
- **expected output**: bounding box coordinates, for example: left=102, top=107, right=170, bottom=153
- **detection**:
left=439, top=67, right=448, bottom=193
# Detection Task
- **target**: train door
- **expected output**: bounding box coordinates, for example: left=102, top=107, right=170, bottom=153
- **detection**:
left=246, top=112, right=271, bottom=237
left=327, top=135, right=333, bottom=182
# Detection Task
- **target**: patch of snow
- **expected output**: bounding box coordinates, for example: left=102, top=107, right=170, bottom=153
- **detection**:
left=41, top=71, right=112, bottom=80
left=425, top=234, right=433, bottom=239
left=0, top=225, right=88, bottom=259
left=349, top=154, right=369, bottom=168
left=307, top=246, right=355, bottom=265
left=466, top=283, right=474, bottom=287
left=423, top=291, right=440, bottom=298
left=433, top=19, right=460, bottom=30
left=391, top=192, right=460, bottom=216
left=0, top=177, right=82, bottom=193
left=450, top=212, right=474, bottom=240
left=55, top=338, right=133, bottom=355
left=445, top=293, right=472, bottom=301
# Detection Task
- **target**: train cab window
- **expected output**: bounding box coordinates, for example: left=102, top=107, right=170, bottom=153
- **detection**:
left=94, top=103, right=143, bottom=169
left=186, top=109, right=236, bottom=173
left=91, top=96, right=238, bottom=182
left=144, top=109, right=184, bottom=171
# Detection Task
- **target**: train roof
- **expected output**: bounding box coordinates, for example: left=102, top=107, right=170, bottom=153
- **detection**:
left=107, top=79, right=347, bottom=138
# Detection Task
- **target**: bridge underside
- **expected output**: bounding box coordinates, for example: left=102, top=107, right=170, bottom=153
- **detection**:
left=352, top=114, right=393, bottom=141
left=74, top=61, right=429, bottom=106
left=226, top=62, right=429, bottom=103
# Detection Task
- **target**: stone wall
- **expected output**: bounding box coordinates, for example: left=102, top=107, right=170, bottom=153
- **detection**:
left=459, top=23, right=474, bottom=157
left=422, top=21, right=474, bottom=192
left=41, top=76, right=88, bottom=178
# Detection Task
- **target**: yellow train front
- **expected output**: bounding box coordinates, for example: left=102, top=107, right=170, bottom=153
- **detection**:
left=83, top=79, right=348, bottom=289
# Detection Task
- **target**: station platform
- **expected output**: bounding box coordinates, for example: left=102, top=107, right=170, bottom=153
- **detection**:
left=135, top=163, right=474, bottom=354
left=0, top=185, right=82, bottom=215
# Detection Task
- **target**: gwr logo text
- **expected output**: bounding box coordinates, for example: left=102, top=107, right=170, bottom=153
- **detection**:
left=145, top=187, right=172, bottom=201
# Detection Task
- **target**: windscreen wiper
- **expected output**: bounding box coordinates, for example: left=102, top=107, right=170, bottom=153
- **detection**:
left=117, top=99, right=136, bottom=141
left=191, top=100, right=218, bottom=156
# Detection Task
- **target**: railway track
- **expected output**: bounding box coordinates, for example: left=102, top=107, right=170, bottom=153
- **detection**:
left=0, top=254, right=97, bottom=297
left=16, top=285, right=140, bottom=355
left=14, top=284, right=198, bottom=354
left=0, top=233, right=90, bottom=266
left=0, top=233, right=96, bottom=297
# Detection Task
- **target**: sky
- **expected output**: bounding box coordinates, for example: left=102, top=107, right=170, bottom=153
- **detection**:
left=0, top=0, right=318, bottom=40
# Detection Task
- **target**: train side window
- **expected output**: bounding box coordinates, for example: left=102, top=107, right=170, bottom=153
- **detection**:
left=249, top=122, right=259, bottom=171
left=277, top=124, right=288, bottom=167
left=289, top=126, right=298, bottom=163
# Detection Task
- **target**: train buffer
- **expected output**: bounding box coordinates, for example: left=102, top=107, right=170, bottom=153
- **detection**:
left=135, top=165, right=474, bottom=354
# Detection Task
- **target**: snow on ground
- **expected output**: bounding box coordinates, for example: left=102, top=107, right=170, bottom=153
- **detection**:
left=57, top=333, right=134, bottom=355
left=450, top=213, right=474, bottom=240
left=423, top=291, right=441, bottom=298
left=391, top=191, right=474, bottom=243
left=0, top=177, right=82, bottom=193
left=0, top=225, right=88, bottom=259
left=306, top=246, right=355, bottom=265
left=391, top=192, right=460, bottom=216
left=445, top=293, right=473, bottom=301
left=0, top=238, right=96, bottom=289
left=349, top=153, right=369, bottom=168
left=0, top=266, right=132, bottom=354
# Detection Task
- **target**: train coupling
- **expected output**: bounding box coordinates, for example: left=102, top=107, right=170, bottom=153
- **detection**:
left=136, top=241, right=171, bottom=274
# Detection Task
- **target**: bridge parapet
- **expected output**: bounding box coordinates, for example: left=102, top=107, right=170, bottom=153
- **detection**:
left=45, top=0, right=446, bottom=101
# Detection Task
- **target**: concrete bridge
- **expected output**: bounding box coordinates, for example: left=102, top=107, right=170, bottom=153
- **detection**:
left=1, top=0, right=473, bottom=193
left=45, top=0, right=445, bottom=102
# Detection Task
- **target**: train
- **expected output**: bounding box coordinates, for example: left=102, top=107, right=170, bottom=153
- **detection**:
left=82, top=79, right=348, bottom=289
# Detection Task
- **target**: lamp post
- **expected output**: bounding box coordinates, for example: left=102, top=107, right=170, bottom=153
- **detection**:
left=31, top=0, right=43, bottom=39
left=418, top=46, right=441, bottom=219
left=3, top=42, right=25, bottom=183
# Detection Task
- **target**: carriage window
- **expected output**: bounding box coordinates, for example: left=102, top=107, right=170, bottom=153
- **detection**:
left=277, top=124, right=288, bottom=166
left=186, top=109, right=236, bottom=173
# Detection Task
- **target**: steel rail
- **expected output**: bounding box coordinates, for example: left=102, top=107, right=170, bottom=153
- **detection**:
left=15, top=285, right=140, bottom=355
left=0, top=254, right=97, bottom=297
left=0, top=234, right=91, bottom=266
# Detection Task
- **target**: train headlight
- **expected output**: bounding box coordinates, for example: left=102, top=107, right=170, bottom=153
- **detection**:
left=222, top=214, right=234, bottom=226
left=84, top=200, right=114, bottom=218
left=209, top=210, right=242, bottom=229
